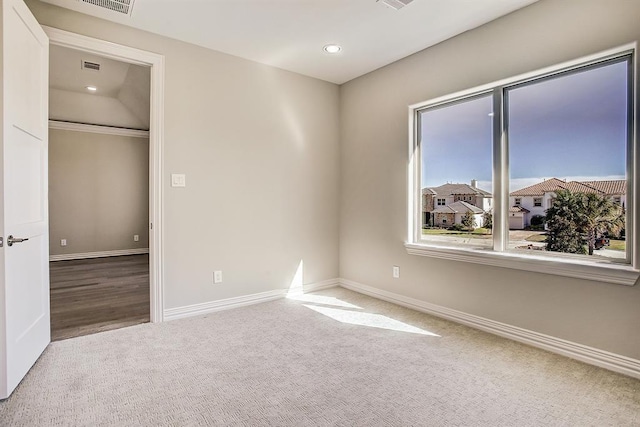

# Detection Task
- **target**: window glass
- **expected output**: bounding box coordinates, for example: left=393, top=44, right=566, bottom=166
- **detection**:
left=507, top=60, right=628, bottom=261
left=419, top=95, right=493, bottom=248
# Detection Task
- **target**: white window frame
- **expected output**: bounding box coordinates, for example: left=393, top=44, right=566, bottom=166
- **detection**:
left=406, top=44, right=639, bottom=286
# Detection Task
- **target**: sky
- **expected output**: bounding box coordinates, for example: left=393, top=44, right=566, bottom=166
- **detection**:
left=420, top=59, right=628, bottom=193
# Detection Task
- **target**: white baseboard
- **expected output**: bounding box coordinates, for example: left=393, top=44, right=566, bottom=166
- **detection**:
left=338, top=278, right=640, bottom=379
left=163, top=278, right=339, bottom=322
left=164, top=289, right=286, bottom=321
left=50, top=248, right=149, bottom=261
left=303, top=278, right=339, bottom=293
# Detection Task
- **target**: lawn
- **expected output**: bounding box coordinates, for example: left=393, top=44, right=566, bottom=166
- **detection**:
left=608, top=239, right=625, bottom=251
left=524, top=233, right=547, bottom=243
left=422, top=229, right=625, bottom=252
left=422, top=228, right=491, bottom=238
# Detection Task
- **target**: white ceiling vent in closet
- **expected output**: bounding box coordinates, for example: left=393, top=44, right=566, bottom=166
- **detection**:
left=41, top=0, right=136, bottom=19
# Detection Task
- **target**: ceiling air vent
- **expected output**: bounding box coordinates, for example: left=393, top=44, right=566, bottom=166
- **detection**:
left=377, top=0, right=414, bottom=10
left=40, top=0, right=136, bottom=19
left=80, top=0, right=133, bottom=15
left=81, top=60, right=101, bottom=71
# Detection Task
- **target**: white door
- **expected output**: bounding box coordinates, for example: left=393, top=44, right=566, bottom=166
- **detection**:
left=0, top=0, right=50, bottom=399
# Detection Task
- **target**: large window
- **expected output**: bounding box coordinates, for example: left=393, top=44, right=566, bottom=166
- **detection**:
left=408, top=48, right=637, bottom=284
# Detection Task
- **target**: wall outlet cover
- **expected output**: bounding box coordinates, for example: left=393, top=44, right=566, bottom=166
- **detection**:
left=214, top=270, right=223, bottom=284
left=171, top=173, right=186, bottom=187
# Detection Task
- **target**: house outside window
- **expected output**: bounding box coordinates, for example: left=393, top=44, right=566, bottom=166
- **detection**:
left=407, top=46, right=637, bottom=285
left=437, top=198, right=446, bottom=206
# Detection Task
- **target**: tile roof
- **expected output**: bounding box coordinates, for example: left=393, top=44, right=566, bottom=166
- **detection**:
left=582, top=180, right=626, bottom=195
left=423, top=183, right=491, bottom=197
left=510, top=178, right=605, bottom=196
left=432, top=201, right=485, bottom=214
left=509, top=206, right=530, bottom=213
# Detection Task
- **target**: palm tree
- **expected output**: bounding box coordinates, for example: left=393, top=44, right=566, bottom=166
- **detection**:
left=545, top=190, right=585, bottom=254
left=576, top=192, right=624, bottom=255
left=545, top=189, right=624, bottom=255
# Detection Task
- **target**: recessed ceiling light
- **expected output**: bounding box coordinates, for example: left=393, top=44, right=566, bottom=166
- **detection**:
left=86, top=86, right=97, bottom=92
left=323, top=44, right=342, bottom=54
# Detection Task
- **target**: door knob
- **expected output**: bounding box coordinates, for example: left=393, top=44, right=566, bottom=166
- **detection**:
left=7, top=235, right=28, bottom=246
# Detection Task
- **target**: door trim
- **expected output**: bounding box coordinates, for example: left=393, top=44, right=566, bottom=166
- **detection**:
left=44, top=26, right=165, bottom=323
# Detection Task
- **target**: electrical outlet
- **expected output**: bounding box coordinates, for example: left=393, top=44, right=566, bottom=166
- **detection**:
left=134, top=234, right=139, bottom=242
left=171, top=173, right=186, bottom=187
left=392, top=265, right=400, bottom=278
left=214, top=270, right=223, bottom=284
left=60, top=239, right=67, bottom=247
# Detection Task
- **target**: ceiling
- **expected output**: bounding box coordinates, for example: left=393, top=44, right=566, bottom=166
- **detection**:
left=41, top=0, right=539, bottom=85
left=50, top=44, right=132, bottom=97
left=49, top=45, right=151, bottom=129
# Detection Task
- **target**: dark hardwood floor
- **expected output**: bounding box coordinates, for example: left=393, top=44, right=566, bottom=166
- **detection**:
left=49, top=254, right=150, bottom=341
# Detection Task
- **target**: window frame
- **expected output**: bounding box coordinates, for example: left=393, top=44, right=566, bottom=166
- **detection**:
left=406, top=44, right=638, bottom=286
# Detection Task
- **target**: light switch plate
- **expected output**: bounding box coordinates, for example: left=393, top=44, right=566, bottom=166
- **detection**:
left=171, top=174, right=186, bottom=187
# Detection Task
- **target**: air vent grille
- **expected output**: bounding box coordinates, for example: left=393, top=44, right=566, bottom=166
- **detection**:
left=81, top=60, right=101, bottom=71
left=80, top=0, right=133, bottom=15
left=378, top=0, right=413, bottom=10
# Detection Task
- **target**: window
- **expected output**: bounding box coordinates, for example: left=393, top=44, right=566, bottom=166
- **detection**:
left=408, top=47, right=637, bottom=285
left=417, top=93, right=493, bottom=248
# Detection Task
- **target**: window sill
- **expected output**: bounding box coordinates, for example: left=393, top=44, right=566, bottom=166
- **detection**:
left=404, top=243, right=639, bottom=286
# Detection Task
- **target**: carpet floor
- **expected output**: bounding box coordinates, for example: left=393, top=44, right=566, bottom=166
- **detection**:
left=1, top=287, right=639, bottom=426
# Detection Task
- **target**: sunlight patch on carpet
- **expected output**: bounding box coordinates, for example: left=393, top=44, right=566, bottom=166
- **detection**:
left=303, top=305, right=439, bottom=336
left=287, top=293, right=362, bottom=309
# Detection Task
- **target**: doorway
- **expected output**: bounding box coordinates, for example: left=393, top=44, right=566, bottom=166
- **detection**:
left=44, top=26, right=165, bottom=328
left=48, top=45, right=151, bottom=341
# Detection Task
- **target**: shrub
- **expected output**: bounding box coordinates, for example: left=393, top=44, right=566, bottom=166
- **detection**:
left=530, top=215, right=545, bottom=226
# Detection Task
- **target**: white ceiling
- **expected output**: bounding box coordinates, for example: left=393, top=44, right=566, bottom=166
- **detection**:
left=41, top=0, right=539, bottom=84
left=49, top=45, right=151, bottom=129
left=49, top=45, right=131, bottom=97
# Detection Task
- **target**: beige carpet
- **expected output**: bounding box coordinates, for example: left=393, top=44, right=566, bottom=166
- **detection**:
left=1, top=287, right=639, bottom=426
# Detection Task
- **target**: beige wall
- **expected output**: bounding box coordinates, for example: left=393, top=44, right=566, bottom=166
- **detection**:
left=26, top=0, right=340, bottom=309
left=340, top=0, right=640, bottom=359
left=49, top=128, right=149, bottom=255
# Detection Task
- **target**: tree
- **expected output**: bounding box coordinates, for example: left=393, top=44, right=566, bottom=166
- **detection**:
left=482, top=211, right=492, bottom=230
left=461, top=211, right=476, bottom=231
left=545, top=190, right=624, bottom=255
